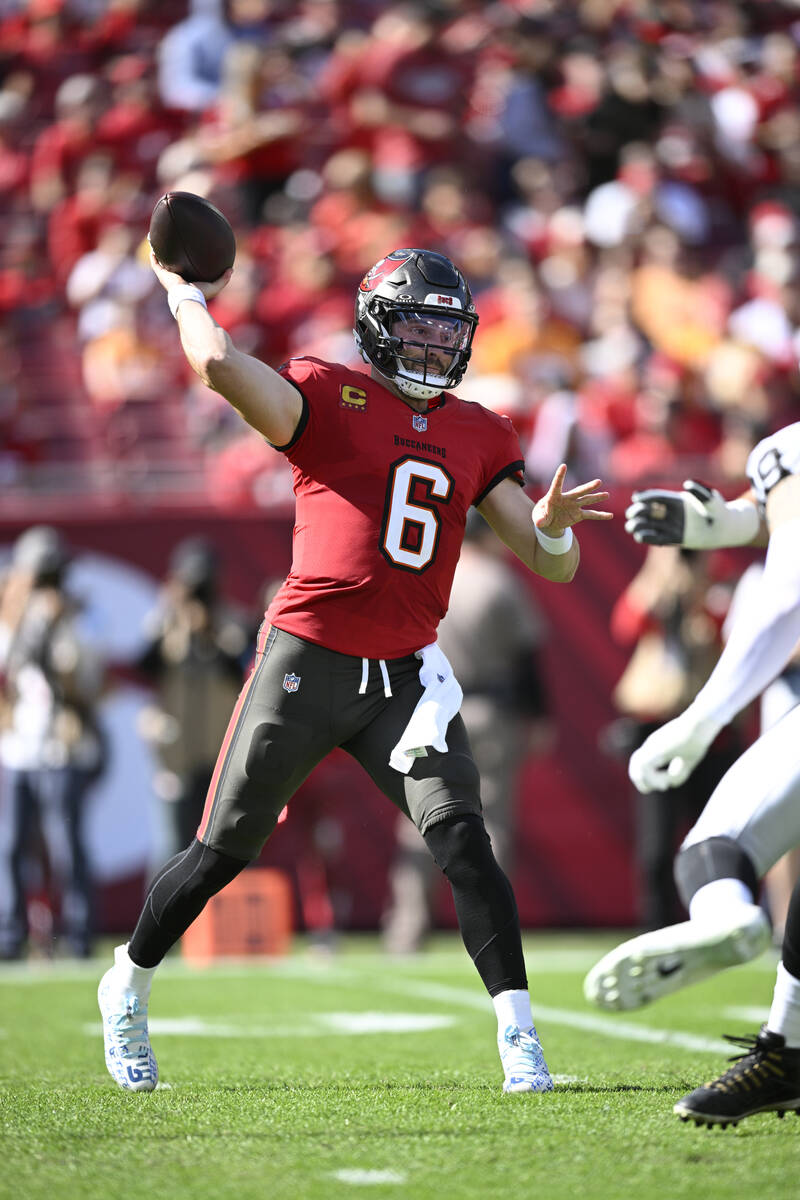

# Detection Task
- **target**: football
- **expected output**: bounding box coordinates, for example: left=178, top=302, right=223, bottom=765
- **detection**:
left=148, top=191, right=236, bottom=283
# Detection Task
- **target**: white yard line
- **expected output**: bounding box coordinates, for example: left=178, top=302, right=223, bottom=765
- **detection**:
left=83, top=1012, right=457, bottom=1038
left=332, top=1170, right=406, bottom=1185
left=723, top=1006, right=770, bottom=1023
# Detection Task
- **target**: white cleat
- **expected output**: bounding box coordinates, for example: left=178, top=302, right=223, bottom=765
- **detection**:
left=499, top=1024, right=554, bottom=1093
left=97, top=946, right=158, bottom=1092
left=583, top=906, right=771, bottom=1011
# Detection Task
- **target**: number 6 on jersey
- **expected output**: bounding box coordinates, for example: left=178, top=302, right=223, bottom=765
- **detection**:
left=381, top=458, right=454, bottom=571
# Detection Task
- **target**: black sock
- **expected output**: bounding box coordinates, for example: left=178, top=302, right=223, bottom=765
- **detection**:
left=128, top=838, right=247, bottom=967
left=782, top=877, right=800, bottom=981
left=423, top=815, right=527, bottom=996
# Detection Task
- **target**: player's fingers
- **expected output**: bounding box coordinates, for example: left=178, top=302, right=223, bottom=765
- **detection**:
left=629, top=488, right=674, bottom=504
left=682, top=480, right=715, bottom=504
left=625, top=522, right=674, bottom=544
left=624, top=500, right=648, bottom=522
left=623, top=516, right=662, bottom=540
left=667, top=757, right=691, bottom=786
left=563, top=478, right=602, bottom=498
left=197, top=267, right=234, bottom=298
left=629, top=759, right=655, bottom=793
left=148, top=245, right=184, bottom=286
left=546, top=463, right=568, bottom=499
left=575, top=490, right=609, bottom=506
left=639, top=756, right=672, bottom=792
left=579, top=509, right=614, bottom=521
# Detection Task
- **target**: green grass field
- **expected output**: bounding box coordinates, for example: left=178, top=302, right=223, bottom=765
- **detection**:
left=1, top=933, right=797, bottom=1200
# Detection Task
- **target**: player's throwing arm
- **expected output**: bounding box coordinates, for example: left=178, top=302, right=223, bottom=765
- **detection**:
left=148, top=193, right=303, bottom=448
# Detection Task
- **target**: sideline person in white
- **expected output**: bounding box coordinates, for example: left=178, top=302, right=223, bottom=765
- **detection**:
left=584, top=423, right=800, bottom=1027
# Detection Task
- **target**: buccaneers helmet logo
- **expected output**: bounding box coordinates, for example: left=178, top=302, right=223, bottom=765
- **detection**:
left=358, top=250, right=412, bottom=293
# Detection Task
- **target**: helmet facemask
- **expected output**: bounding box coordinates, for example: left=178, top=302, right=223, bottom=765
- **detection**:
left=386, top=308, right=474, bottom=399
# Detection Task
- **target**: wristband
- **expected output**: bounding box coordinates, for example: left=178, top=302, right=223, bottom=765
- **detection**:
left=533, top=521, right=574, bottom=555
left=167, top=284, right=208, bottom=319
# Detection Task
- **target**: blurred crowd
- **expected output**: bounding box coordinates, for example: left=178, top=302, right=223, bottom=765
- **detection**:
left=2, top=0, right=800, bottom=504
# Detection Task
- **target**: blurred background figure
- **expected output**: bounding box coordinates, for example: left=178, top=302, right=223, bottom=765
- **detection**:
left=136, top=536, right=248, bottom=874
left=0, top=526, right=106, bottom=959
left=382, top=509, right=552, bottom=955
left=157, top=0, right=279, bottom=116
left=603, top=545, right=744, bottom=930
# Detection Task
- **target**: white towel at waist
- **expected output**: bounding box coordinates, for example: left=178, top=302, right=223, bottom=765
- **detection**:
left=389, top=642, right=463, bottom=774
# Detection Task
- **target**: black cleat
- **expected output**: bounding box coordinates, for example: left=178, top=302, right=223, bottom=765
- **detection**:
left=674, top=1026, right=800, bottom=1127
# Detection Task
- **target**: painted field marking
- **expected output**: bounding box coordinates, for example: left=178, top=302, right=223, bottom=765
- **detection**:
left=83, top=1012, right=457, bottom=1039
left=332, top=1170, right=406, bottom=1185
left=321, top=1012, right=454, bottom=1034
left=723, top=1006, right=770, bottom=1023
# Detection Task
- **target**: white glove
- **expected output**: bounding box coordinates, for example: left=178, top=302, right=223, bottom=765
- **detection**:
left=625, top=481, right=759, bottom=549
left=628, top=706, right=723, bottom=793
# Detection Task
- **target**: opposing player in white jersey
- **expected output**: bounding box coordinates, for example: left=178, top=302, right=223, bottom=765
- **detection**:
left=584, top=421, right=800, bottom=1126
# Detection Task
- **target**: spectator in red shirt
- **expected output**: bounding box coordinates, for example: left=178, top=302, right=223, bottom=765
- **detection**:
left=320, top=3, right=477, bottom=204
left=30, top=73, right=105, bottom=214
left=96, top=54, right=180, bottom=187
left=46, top=153, right=123, bottom=284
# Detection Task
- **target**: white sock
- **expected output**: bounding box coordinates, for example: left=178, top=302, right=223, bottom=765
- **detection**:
left=492, top=989, right=533, bottom=1034
left=113, top=943, right=157, bottom=1000
left=768, top=962, right=800, bottom=1048
left=688, top=878, right=755, bottom=923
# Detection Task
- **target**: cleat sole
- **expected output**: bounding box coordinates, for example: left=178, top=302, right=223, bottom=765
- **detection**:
left=583, top=910, right=771, bottom=1011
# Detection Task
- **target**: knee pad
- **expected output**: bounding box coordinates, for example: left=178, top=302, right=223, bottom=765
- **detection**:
left=674, top=836, right=759, bottom=910
left=422, top=815, right=493, bottom=882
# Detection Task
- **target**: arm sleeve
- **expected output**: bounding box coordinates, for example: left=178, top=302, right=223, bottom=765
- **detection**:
left=690, top=518, right=800, bottom=728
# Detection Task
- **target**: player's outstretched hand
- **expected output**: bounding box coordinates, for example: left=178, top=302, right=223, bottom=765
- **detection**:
left=533, top=464, right=613, bottom=536
left=624, top=480, right=726, bottom=547
left=149, top=247, right=233, bottom=301
left=628, top=707, right=722, bottom=793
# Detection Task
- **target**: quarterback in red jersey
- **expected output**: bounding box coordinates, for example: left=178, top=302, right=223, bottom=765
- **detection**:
left=97, top=242, right=611, bottom=1097
left=265, top=354, right=525, bottom=658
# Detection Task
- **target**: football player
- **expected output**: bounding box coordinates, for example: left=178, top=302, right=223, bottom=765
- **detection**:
left=583, top=427, right=800, bottom=1126
left=97, top=246, right=612, bottom=1095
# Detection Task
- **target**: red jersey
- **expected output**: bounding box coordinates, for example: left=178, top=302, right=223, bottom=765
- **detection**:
left=265, top=358, right=524, bottom=659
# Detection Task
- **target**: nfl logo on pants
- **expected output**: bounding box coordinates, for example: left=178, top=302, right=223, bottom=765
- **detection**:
left=283, top=673, right=301, bottom=693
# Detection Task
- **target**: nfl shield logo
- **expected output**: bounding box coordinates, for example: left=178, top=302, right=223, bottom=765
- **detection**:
left=412, top=413, right=427, bottom=432
left=282, top=673, right=301, bottom=693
